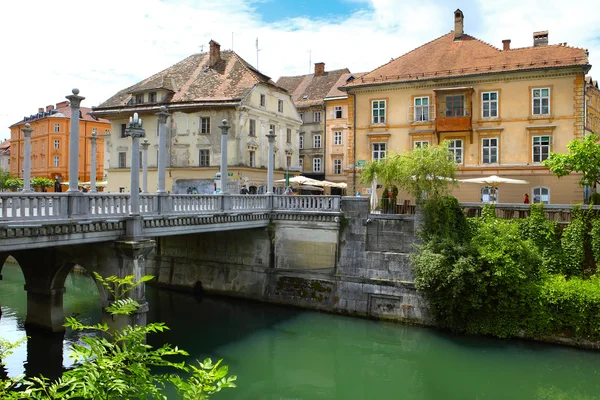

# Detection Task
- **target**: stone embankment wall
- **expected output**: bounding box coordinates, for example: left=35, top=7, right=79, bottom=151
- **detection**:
left=147, top=197, right=430, bottom=325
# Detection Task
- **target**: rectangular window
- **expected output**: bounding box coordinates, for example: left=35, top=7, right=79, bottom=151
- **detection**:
left=449, top=139, right=463, bottom=163
left=533, top=136, right=551, bottom=162
left=40, top=157, right=44, bottom=168
left=260, top=94, right=266, bottom=107
left=299, top=157, right=303, bottom=170
left=372, top=100, right=386, bottom=124
left=41, top=142, right=44, bottom=151
left=199, top=149, right=210, bottom=166
left=249, top=150, right=255, bottom=167
left=54, top=140, right=59, bottom=149
left=92, top=128, right=98, bottom=135
left=333, top=159, right=342, bottom=174
left=299, top=135, right=304, bottom=149
left=445, top=95, right=465, bottom=117
left=53, top=156, right=59, bottom=167
left=414, top=97, right=430, bottom=121
left=482, top=138, right=498, bottom=164
left=314, top=112, right=321, bottom=122
left=313, top=157, right=322, bottom=172
left=414, top=140, right=429, bottom=148
left=200, top=117, right=210, bottom=134
left=286, top=128, right=292, bottom=144
left=54, top=124, right=60, bottom=132
left=313, top=135, right=322, bottom=148
left=334, top=106, right=342, bottom=119
left=533, top=187, right=550, bottom=204
left=532, top=88, right=550, bottom=115
left=249, top=119, right=256, bottom=136
left=118, top=152, right=127, bottom=168
left=149, top=92, right=156, bottom=103
left=269, top=124, right=276, bottom=135
left=278, top=100, right=284, bottom=113
left=120, top=124, right=127, bottom=138
left=334, top=131, right=342, bottom=145
left=135, top=94, right=144, bottom=104
left=105, top=129, right=110, bottom=135
left=286, top=155, right=291, bottom=168
left=482, top=91, right=498, bottom=118
left=372, top=142, right=386, bottom=160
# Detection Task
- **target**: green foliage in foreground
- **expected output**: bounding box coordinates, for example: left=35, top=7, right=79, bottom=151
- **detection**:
left=543, top=133, right=600, bottom=188
left=413, top=197, right=600, bottom=340
left=0, top=274, right=236, bottom=399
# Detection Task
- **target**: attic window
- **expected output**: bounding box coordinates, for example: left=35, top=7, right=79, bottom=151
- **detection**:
left=303, top=95, right=308, bottom=99
left=346, top=75, right=355, bottom=82
left=149, top=92, right=157, bottom=103
left=135, top=94, right=144, bottom=104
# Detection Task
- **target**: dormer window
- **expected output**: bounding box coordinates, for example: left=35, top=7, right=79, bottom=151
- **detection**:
left=149, top=92, right=157, bottom=103
left=135, top=94, right=144, bottom=104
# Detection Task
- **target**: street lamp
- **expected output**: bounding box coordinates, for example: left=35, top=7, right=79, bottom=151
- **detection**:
left=125, top=113, right=145, bottom=216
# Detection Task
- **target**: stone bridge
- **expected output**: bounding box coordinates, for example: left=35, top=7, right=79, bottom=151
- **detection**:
left=0, top=192, right=341, bottom=333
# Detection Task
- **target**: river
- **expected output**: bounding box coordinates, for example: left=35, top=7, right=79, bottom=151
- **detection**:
left=1, top=263, right=600, bottom=399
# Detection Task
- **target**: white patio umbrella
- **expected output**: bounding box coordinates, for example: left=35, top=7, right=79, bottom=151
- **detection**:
left=275, top=176, right=323, bottom=186
left=459, top=175, right=528, bottom=203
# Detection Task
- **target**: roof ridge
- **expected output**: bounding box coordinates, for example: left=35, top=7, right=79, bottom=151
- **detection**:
left=228, top=50, right=272, bottom=83
left=503, top=43, right=588, bottom=52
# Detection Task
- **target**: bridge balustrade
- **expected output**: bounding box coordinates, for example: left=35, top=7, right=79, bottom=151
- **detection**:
left=272, top=195, right=340, bottom=212
left=0, top=193, right=66, bottom=220
left=170, top=194, right=219, bottom=214
left=230, top=195, right=268, bottom=211
left=88, top=193, right=130, bottom=216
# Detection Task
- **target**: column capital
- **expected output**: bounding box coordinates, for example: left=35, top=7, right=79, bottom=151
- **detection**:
left=141, top=138, right=151, bottom=150
left=266, top=132, right=277, bottom=142
left=89, top=131, right=98, bottom=142
left=126, top=127, right=146, bottom=139
left=21, top=123, right=33, bottom=137
left=65, top=88, right=85, bottom=109
left=219, top=119, right=231, bottom=135
left=155, top=106, right=170, bottom=124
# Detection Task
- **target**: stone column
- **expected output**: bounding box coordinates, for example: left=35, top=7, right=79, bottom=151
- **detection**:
left=141, top=138, right=150, bottom=193
left=89, top=131, right=98, bottom=192
left=125, top=113, right=145, bottom=216
left=24, top=286, right=66, bottom=333
left=66, top=88, right=85, bottom=192
left=266, top=129, right=277, bottom=195
left=25, top=328, right=64, bottom=381
left=156, top=107, right=169, bottom=194
left=219, top=119, right=230, bottom=194
left=21, top=123, right=33, bottom=192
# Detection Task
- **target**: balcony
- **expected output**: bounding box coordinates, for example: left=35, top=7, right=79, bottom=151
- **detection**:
left=434, top=89, right=473, bottom=133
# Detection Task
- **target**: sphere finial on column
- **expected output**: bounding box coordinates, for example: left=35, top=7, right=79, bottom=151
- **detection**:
left=72, top=88, right=80, bottom=95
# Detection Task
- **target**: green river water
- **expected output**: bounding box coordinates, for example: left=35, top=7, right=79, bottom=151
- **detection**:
left=1, top=263, right=600, bottom=400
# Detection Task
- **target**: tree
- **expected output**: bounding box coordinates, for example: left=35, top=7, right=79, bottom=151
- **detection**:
left=4, top=178, right=23, bottom=191
left=0, top=274, right=237, bottom=399
left=0, top=168, right=11, bottom=190
left=30, top=177, right=54, bottom=191
left=543, top=134, right=600, bottom=188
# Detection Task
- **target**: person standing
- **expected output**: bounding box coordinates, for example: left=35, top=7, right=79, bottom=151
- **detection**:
left=524, top=193, right=530, bottom=204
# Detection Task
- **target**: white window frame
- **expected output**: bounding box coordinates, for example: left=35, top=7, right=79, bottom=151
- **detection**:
left=92, top=128, right=98, bottom=135
left=414, top=140, right=429, bottom=149
left=372, top=100, right=386, bottom=124
left=199, top=149, right=210, bottom=167
left=482, top=91, right=498, bottom=118
left=54, top=140, right=59, bottom=149
left=334, top=106, right=342, bottom=119
left=200, top=117, right=210, bottom=134
left=481, top=186, right=499, bottom=204
left=118, top=152, right=126, bottom=168
left=260, top=94, right=266, bottom=107
left=278, top=100, right=284, bottom=113
left=333, top=159, right=342, bottom=174
left=313, top=157, right=322, bottom=172
left=249, top=119, right=256, bottom=136
left=372, top=142, right=386, bottom=161
left=249, top=150, right=255, bottom=168
left=54, top=124, right=60, bottom=133
left=53, top=156, right=59, bottom=167
left=313, top=135, right=322, bottom=149
left=286, top=128, right=292, bottom=144
left=314, top=111, right=322, bottom=122
left=532, top=135, right=551, bottom=163
left=532, top=186, right=550, bottom=204
left=532, top=88, right=550, bottom=115
left=414, top=97, right=430, bottom=122
left=482, top=137, right=498, bottom=164
left=333, top=131, right=342, bottom=145
left=449, top=139, right=463, bottom=163
left=299, top=135, right=304, bottom=149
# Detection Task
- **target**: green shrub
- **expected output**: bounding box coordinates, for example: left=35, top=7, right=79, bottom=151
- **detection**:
left=520, top=204, right=564, bottom=274
left=589, top=192, right=600, bottom=205
left=561, top=206, right=587, bottom=277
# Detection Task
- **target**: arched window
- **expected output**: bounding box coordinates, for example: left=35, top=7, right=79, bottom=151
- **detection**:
left=532, top=187, right=550, bottom=204
left=481, top=186, right=498, bottom=204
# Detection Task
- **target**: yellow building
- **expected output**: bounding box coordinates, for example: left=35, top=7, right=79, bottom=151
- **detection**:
left=93, top=40, right=301, bottom=194
left=585, top=76, right=600, bottom=136
left=343, top=9, right=592, bottom=204
left=9, top=102, right=107, bottom=189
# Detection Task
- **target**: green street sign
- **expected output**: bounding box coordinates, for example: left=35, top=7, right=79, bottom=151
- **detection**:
left=357, top=160, right=366, bottom=167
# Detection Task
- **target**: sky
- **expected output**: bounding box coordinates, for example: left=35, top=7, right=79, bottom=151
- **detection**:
left=1, top=0, right=599, bottom=141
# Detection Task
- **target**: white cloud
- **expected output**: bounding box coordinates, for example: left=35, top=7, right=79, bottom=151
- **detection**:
left=0, top=0, right=598, bottom=141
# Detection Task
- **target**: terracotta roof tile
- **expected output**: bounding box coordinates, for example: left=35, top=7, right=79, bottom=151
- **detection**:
left=344, top=32, right=589, bottom=88
left=326, top=72, right=367, bottom=98
left=95, top=50, right=281, bottom=110
left=276, top=68, right=350, bottom=108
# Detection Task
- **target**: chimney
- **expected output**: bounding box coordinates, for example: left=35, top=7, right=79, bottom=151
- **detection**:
left=454, top=9, right=464, bottom=41
left=38, top=107, right=44, bottom=113
left=533, top=31, right=549, bottom=47
left=46, top=105, right=54, bottom=112
left=502, top=39, right=511, bottom=51
left=56, top=101, right=69, bottom=109
left=209, top=39, right=221, bottom=67
left=314, top=62, right=325, bottom=76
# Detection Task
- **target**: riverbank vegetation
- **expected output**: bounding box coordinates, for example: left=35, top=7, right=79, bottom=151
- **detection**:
left=0, top=274, right=236, bottom=399
left=414, top=199, right=600, bottom=340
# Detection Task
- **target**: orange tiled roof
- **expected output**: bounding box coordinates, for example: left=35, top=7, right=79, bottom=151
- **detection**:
left=10, top=105, right=109, bottom=128
left=344, top=32, right=589, bottom=88
left=325, top=72, right=366, bottom=98
left=276, top=68, right=350, bottom=108
left=95, top=50, right=282, bottom=110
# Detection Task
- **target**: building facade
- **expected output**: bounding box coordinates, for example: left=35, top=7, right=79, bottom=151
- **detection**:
left=343, top=9, right=592, bottom=204
left=586, top=76, right=600, bottom=136
left=93, top=40, right=301, bottom=194
left=0, top=140, right=10, bottom=172
left=277, top=64, right=350, bottom=182
left=9, top=102, right=107, bottom=189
